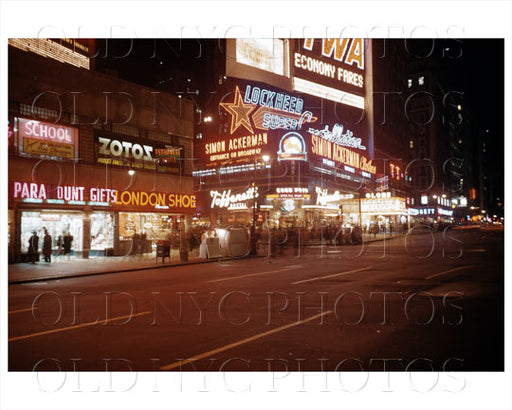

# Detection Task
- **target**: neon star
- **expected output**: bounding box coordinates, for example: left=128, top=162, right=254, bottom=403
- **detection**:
left=220, top=86, right=256, bottom=134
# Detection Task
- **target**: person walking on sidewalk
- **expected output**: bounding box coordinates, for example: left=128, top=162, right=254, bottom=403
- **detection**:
left=42, top=229, right=52, bottom=262
left=28, top=231, right=39, bottom=264
left=63, top=231, right=73, bottom=260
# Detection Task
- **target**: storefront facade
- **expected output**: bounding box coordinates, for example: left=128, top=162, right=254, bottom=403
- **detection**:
left=9, top=177, right=196, bottom=260
left=8, top=45, right=195, bottom=262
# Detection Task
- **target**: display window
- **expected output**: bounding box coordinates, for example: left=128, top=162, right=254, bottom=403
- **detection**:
left=20, top=211, right=114, bottom=254
left=90, top=212, right=114, bottom=251
left=119, top=212, right=180, bottom=241
left=21, top=211, right=82, bottom=254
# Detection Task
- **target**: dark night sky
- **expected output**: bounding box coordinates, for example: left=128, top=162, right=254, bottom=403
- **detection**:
left=462, top=39, right=504, bottom=206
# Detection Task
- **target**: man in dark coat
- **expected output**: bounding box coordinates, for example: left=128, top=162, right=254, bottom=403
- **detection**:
left=28, top=231, right=39, bottom=264
left=63, top=232, right=73, bottom=260
left=42, top=229, right=52, bottom=262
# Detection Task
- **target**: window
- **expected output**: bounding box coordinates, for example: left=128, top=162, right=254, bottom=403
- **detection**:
left=408, top=79, right=412, bottom=88
left=418, top=76, right=425, bottom=85
left=409, top=140, right=414, bottom=149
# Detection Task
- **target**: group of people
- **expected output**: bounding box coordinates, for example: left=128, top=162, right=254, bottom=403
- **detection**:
left=28, top=229, right=73, bottom=264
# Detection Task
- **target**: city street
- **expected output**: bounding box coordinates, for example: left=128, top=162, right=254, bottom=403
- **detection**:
left=8, top=227, right=503, bottom=372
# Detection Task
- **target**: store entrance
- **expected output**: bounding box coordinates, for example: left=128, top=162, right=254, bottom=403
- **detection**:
left=20, top=210, right=114, bottom=258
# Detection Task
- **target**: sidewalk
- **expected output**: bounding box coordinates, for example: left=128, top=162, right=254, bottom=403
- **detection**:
left=8, top=252, right=214, bottom=285
left=8, top=232, right=403, bottom=285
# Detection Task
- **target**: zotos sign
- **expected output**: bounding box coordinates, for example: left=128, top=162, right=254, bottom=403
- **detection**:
left=98, top=137, right=154, bottom=161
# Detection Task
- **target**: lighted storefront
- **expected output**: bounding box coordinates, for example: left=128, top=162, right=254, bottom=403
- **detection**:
left=408, top=206, right=455, bottom=224
left=19, top=211, right=112, bottom=256
left=359, top=192, right=408, bottom=232
left=10, top=180, right=196, bottom=260
left=9, top=45, right=196, bottom=263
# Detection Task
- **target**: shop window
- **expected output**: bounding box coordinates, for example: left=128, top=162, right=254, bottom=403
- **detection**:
left=20, top=211, right=83, bottom=254
left=119, top=212, right=179, bottom=243
left=90, top=213, right=114, bottom=251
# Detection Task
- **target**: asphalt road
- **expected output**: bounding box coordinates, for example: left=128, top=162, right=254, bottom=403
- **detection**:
left=8, top=227, right=504, bottom=371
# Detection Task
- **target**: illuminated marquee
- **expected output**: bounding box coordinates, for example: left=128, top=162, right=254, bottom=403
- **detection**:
left=360, top=197, right=406, bottom=214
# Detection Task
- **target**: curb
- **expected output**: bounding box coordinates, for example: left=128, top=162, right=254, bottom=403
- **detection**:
left=8, top=236, right=405, bottom=285
left=8, top=256, right=250, bottom=285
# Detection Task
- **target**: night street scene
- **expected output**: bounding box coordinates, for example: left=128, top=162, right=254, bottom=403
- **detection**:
left=3, top=34, right=507, bottom=409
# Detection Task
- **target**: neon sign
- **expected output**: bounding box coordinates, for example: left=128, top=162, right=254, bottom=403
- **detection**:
left=11, top=181, right=196, bottom=211
left=365, top=192, right=391, bottom=199
left=17, top=118, right=78, bottom=159
left=293, top=39, right=366, bottom=107
left=311, top=134, right=376, bottom=174
left=303, top=38, right=365, bottom=71
left=98, top=137, right=154, bottom=161
left=96, top=136, right=181, bottom=173
left=267, top=187, right=310, bottom=199
left=204, top=133, right=269, bottom=162
left=221, top=85, right=318, bottom=135
left=13, top=182, right=85, bottom=201
left=315, top=187, right=354, bottom=206
left=308, top=123, right=366, bottom=151
left=210, top=187, right=258, bottom=209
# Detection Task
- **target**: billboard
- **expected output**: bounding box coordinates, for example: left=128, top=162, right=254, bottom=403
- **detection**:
left=292, top=38, right=367, bottom=109
left=197, top=79, right=375, bottom=177
left=95, top=134, right=183, bottom=174
left=16, top=118, right=79, bottom=160
left=198, top=80, right=320, bottom=169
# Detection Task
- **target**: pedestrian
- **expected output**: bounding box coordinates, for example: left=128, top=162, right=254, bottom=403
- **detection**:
left=42, top=229, right=52, bottom=262
left=132, top=232, right=140, bottom=256
left=63, top=231, right=73, bottom=260
left=28, top=231, right=39, bottom=264
left=56, top=234, right=64, bottom=258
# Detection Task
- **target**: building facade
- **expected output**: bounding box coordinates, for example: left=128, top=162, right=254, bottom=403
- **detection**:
left=192, top=39, right=393, bottom=237
left=8, top=42, right=196, bottom=262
